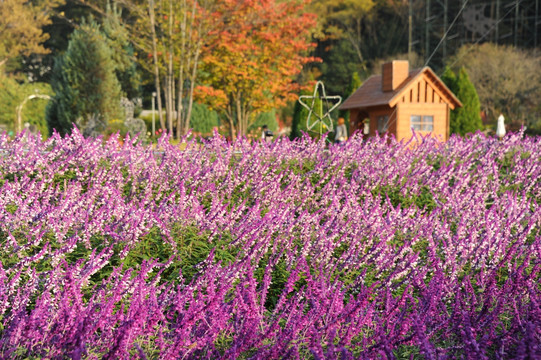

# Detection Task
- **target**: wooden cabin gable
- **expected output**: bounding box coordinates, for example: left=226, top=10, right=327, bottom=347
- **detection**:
left=390, top=72, right=457, bottom=109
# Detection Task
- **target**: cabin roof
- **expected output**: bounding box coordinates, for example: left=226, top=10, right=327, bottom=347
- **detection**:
left=340, top=67, right=461, bottom=110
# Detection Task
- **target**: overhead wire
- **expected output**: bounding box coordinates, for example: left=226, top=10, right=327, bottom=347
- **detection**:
left=443, top=0, right=524, bottom=74
left=424, top=0, right=470, bottom=67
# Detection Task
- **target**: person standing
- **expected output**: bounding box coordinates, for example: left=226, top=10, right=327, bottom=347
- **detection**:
left=335, top=117, right=347, bottom=144
left=261, top=125, right=273, bottom=143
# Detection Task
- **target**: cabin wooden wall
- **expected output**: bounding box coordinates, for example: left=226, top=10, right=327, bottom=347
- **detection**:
left=393, top=73, right=450, bottom=141
left=368, top=105, right=396, bottom=137
left=347, top=72, right=454, bottom=141
left=396, top=103, right=449, bottom=141
left=397, top=74, right=447, bottom=105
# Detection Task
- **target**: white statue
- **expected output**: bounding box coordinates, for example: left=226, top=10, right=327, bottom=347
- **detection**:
left=496, top=114, right=506, bottom=138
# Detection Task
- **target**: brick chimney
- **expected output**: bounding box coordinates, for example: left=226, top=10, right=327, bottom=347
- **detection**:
left=382, top=60, right=409, bottom=92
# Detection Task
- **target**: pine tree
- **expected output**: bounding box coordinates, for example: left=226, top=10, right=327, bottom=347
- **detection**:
left=440, top=66, right=461, bottom=135
left=454, top=67, right=482, bottom=135
left=47, top=21, right=123, bottom=135
left=441, top=66, right=482, bottom=136
left=102, top=2, right=141, bottom=100
left=290, top=95, right=304, bottom=140
left=189, top=102, right=219, bottom=135
left=290, top=89, right=323, bottom=140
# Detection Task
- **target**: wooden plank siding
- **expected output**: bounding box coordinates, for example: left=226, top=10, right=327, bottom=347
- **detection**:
left=368, top=105, right=396, bottom=137
left=341, top=64, right=461, bottom=142
left=396, top=102, right=449, bottom=141
left=388, top=74, right=450, bottom=141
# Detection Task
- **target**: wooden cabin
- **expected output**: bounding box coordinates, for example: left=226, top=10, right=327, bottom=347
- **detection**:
left=340, top=60, right=462, bottom=141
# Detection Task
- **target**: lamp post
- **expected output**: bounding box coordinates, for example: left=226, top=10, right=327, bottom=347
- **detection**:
left=152, top=92, right=156, bottom=136
left=16, top=92, right=52, bottom=133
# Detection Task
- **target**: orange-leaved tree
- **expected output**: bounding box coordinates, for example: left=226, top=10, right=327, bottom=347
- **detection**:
left=195, top=0, right=317, bottom=139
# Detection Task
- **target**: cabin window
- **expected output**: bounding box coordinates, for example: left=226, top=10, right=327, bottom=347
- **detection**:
left=377, top=115, right=389, bottom=133
left=410, top=115, right=434, bottom=131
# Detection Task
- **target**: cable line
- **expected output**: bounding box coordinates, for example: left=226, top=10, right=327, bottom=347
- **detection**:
left=424, top=0, right=470, bottom=67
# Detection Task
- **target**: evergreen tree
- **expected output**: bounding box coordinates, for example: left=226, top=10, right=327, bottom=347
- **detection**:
left=441, top=66, right=482, bottom=136
left=102, top=2, right=141, bottom=100
left=290, top=91, right=329, bottom=140
left=454, top=67, right=482, bottom=135
left=47, top=21, right=123, bottom=135
left=290, top=95, right=304, bottom=140
left=189, top=102, right=219, bottom=135
left=249, top=110, right=278, bottom=137
left=440, top=66, right=460, bottom=135
left=290, top=89, right=317, bottom=140
left=339, top=71, right=362, bottom=123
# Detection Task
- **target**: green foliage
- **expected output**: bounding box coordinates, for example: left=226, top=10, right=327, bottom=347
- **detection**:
left=449, top=43, right=541, bottom=131
left=190, top=102, right=220, bottom=135
left=46, top=21, right=123, bottom=135
left=454, top=68, right=482, bottom=135
left=102, top=2, right=141, bottom=100
left=441, top=66, right=459, bottom=134
left=248, top=109, right=278, bottom=135
left=0, top=0, right=64, bottom=73
left=346, top=71, right=362, bottom=97
left=0, top=73, right=51, bottom=136
left=372, top=184, right=436, bottom=214
left=441, top=66, right=482, bottom=136
left=0, top=223, right=238, bottom=290
left=315, top=38, right=366, bottom=98
left=339, top=70, right=362, bottom=123
left=290, top=91, right=333, bottom=140
left=290, top=94, right=305, bottom=140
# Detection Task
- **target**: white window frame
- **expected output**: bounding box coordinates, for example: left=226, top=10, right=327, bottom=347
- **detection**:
left=410, top=115, right=434, bottom=132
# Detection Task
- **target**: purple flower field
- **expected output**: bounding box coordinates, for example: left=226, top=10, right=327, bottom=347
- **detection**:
left=0, top=129, right=540, bottom=359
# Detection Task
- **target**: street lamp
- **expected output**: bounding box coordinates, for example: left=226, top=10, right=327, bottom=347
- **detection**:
left=16, top=92, right=52, bottom=133
left=152, top=92, right=157, bottom=136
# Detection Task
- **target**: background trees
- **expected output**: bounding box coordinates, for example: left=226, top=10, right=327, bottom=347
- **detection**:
left=47, top=21, right=123, bottom=135
left=441, top=66, right=482, bottom=136
left=0, top=0, right=64, bottom=73
left=448, top=43, right=541, bottom=133
left=0, top=74, right=51, bottom=135
left=2, top=0, right=541, bottom=138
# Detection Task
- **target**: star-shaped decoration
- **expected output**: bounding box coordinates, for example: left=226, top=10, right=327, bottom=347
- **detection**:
left=299, top=81, right=342, bottom=133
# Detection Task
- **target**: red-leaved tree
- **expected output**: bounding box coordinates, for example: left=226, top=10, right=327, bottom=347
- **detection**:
left=195, top=0, right=317, bottom=139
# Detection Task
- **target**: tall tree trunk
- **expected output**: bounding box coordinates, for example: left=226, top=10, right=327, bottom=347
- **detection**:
left=177, top=0, right=202, bottom=137
left=227, top=114, right=236, bottom=141
left=148, top=0, right=165, bottom=130
left=184, top=47, right=200, bottom=134
left=236, top=95, right=243, bottom=136
left=177, top=0, right=188, bottom=138
left=226, top=101, right=236, bottom=140
left=167, top=0, right=175, bottom=136
left=176, top=0, right=186, bottom=140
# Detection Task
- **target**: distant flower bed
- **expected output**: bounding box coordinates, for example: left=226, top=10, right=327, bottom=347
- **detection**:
left=1, top=129, right=540, bottom=359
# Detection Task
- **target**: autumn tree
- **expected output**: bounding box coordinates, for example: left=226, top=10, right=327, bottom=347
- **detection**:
left=0, top=73, right=51, bottom=135
left=196, top=0, right=317, bottom=139
left=0, top=0, right=64, bottom=72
